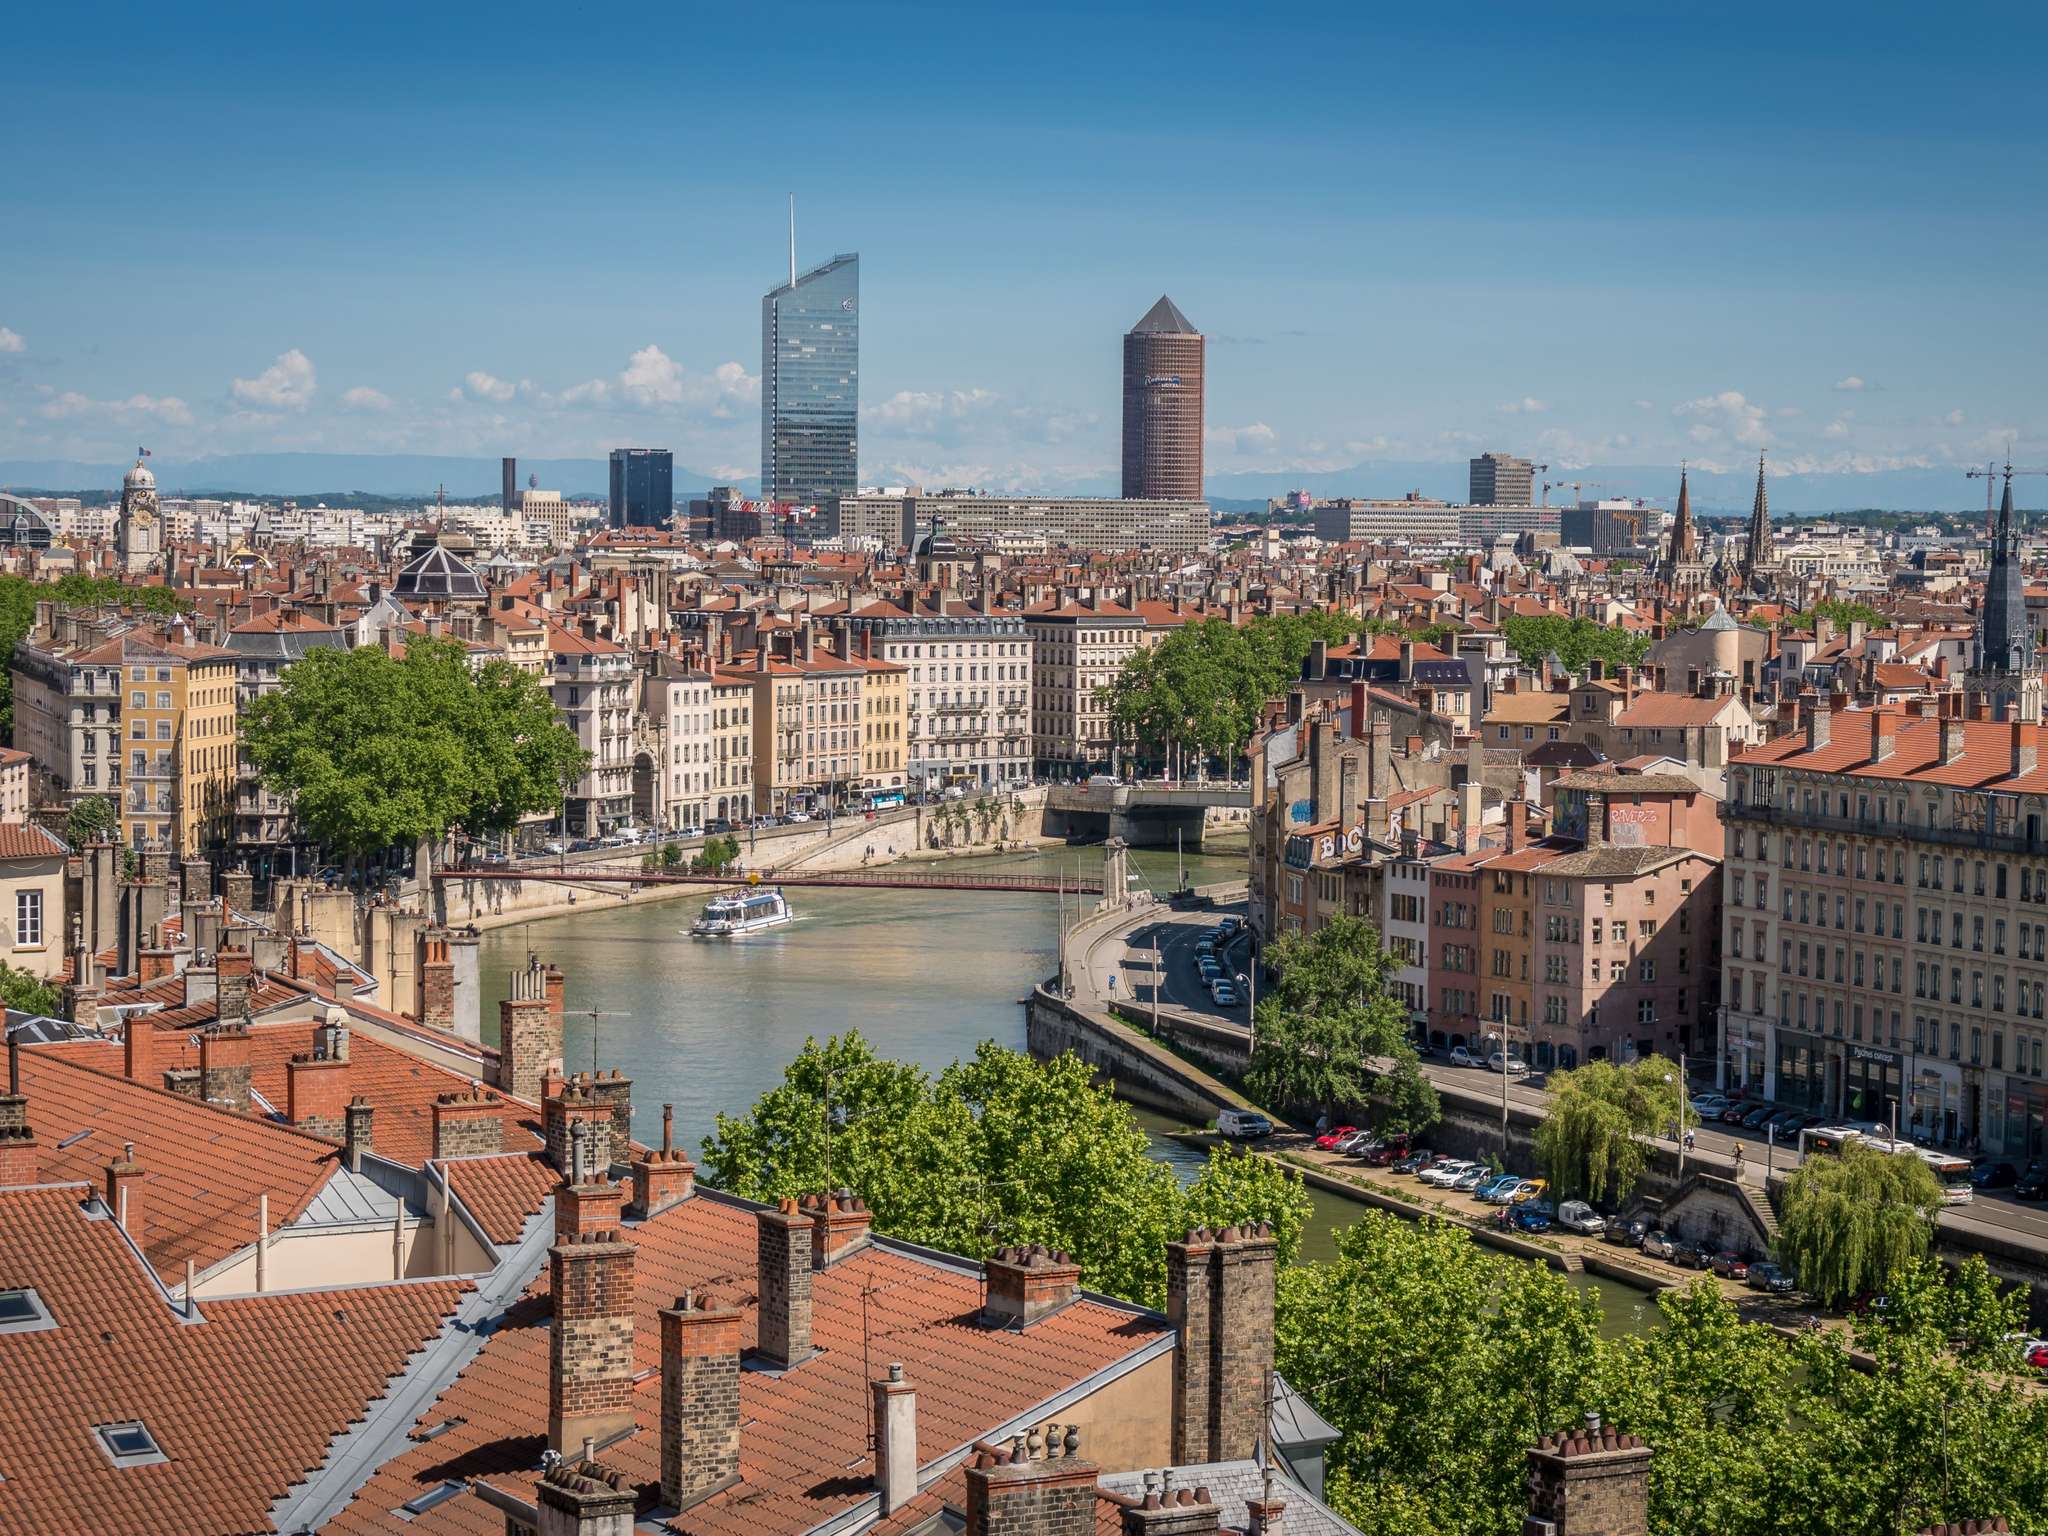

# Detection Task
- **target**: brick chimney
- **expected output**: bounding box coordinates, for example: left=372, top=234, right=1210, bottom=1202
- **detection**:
left=1165, top=1222, right=1277, bottom=1465
left=629, top=1103, right=695, bottom=1219
left=496, top=958, right=561, bottom=1100
left=0, top=1064, right=33, bottom=1184
left=1940, top=714, right=1966, bottom=765
left=215, top=943, right=255, bottom=1027
left=546, top=1077, right=620, bottom=1174
left=344, top=1096, right=375, bottom=1173
left=982, top=1244, right=1082, bottom=1329
left=138, top=937, right=177, bottom=984
left=199, top=1024, right=252, bottom=1111
left=872, top=1363, right=917, bottom=1514
left=1871, top=710, right=1897, bottom=764
left=123, top=1015, right=154, bottom=1083
left=660, top=1289, right=742, bottom=1510
left=964, top=1429, right=1098, bottom=1536
left=534, top=1451, right=637, bottom=1536
left=1524, top=1412, right=1651, bottom=1536
left=803, top=1188, right=873, bottom=1267
left=431, top=1086, right=504, bottom=1158
left=286, top=1049, right=350, bottom=1139
left=103, top=1141, right=144, bottom=1237
left=419, top=932, right=455, bottom=1031
left=755, top=1199, right=814, bottom=1368
left=1244, top=1467, right=1287, bottom=1536
left=549, top=1122, right=637, bottom=1456
left=1802, top=692, right=1830, bottom=751
left=1110, top=1471, right=1224, bottom=1536
left=2012, top=720, right=2037, bottom=781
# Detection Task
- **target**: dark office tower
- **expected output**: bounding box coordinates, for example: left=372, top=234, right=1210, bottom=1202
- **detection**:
left=1121, top=297, right=1204, bottom=500
left=501, top=457, right=517, bottom=515
left=762, top=253, right=859, bottom=504
left=609, top=448, right=674, bottom=529
left=1469, top=452, right=1535, bottom=507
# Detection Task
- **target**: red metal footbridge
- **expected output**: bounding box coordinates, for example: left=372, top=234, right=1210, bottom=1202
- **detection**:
left=436, top=863, right=1104, bottom=895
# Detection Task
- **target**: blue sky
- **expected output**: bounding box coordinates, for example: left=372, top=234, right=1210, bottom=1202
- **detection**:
left=4, top=0, right=2045, bottom=492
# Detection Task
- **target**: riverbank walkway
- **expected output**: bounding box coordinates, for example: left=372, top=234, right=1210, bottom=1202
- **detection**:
left=439, top=863, right=1105, bottom=894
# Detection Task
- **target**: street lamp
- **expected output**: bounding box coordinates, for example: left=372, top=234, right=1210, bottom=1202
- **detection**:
left=1665, top=1062, right=1685, bottom=1185
left=1236, top=967, right=1257, bottom=1054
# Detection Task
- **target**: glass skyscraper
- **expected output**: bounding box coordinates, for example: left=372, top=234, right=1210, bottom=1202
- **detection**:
left=609, top=448, right=673, bottom=529
left=761, top=253, right=858, bottom=504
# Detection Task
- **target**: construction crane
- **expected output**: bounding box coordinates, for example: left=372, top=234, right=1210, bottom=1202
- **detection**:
left=1967, top=460, right=2048, bottom=539
left=1531, top=463, right=1551, bottom=506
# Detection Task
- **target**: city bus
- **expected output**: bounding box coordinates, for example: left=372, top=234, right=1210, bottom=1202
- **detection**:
left=1917, top=1148, right=1975, bottom=1205
left=1796, top=1126, right=1973, bottom=1204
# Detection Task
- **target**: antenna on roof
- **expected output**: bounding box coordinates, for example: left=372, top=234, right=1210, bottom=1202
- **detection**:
left=788, top=194, right=797, bottom=288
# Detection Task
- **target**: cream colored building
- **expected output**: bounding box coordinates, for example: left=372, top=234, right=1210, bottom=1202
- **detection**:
left=1026, top=597, right=1146, bottom=775
left=0, top=823, right=68, bottom=979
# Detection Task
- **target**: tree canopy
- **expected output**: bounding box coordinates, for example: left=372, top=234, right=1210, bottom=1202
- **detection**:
left=1500, top=614, right=1651, bottom=676
left=1534, top=1055, right=1689, bottom=1205
left=241, top=636, right=587, bottom=858
left=700, top=1032, right=1313, bottom=1307
left=1776, top=1139, right=1942, bottom=1308
left=1099, top=611, right=1357, bottom=773
left=0, top=962, right=61, bottom=1019
left=64, top=794, right=117, bottom=847
left=1281, top=1214, right=2048, bottom=1536
left=1244, top=915, right=1439, bottom=1134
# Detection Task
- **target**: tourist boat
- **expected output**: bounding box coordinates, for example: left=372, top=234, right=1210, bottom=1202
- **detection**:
left=689, top=886, right=795, bottom=937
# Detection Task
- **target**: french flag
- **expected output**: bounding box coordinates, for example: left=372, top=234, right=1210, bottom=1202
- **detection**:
left=137, top=446, right=152, bottom=458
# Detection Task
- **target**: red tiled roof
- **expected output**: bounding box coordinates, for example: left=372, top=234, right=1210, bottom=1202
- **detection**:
left=1735, top=711, right=2048, bottom=789
left=17, top=1050, right=342, bottom=1283
left=330, top=1194, right=1169, bottom=1536
left=0, top=1185, right=464, bottom=1536
left=437, top=1152, right=559, bottom=1243
left=0, top=822, right=66, bottom=858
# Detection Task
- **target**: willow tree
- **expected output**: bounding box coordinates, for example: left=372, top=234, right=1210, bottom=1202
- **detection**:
left=1777, top=1140, right=1942, bottom=1308
left=1534, top=1056, right=1689, bottom=1205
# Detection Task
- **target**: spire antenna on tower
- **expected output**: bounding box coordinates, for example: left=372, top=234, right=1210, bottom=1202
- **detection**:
left=788, top=194, right=797, bottom=288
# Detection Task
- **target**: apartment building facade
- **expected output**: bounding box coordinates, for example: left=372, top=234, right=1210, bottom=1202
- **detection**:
left=1723, top=702, right=2048, bottom=1157
left=548, top=619, right=635, bottom=836
left=1026, top=597, right=1147, bottom=776
left=846, top=600, right=1032, bottom=790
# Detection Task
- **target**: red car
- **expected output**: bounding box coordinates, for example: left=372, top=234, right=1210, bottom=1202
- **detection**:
left=2028, top=1342, right=2048, bottom=1371
left=1362, top=1138, right=1411, bottom=1167
left=1709, top=1251, right=1750, bottom=1281
left=1314, top=1126, right=1358, bottom=1151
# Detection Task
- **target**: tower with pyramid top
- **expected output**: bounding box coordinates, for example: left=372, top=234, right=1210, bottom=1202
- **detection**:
left=1122, top=296, right=1204, bottom=499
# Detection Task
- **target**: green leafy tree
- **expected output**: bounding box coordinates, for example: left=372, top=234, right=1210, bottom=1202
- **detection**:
left=1793, top=598, right=1885, bottom=632
left=1533, top=1055, right=1689, bottom=1205
left=241, top=636, right=587, bottom=865
left=1181, top=1146, right=1314, bottom=1264
left=659, top=839, right=684, bottom=869
left=1244, top=915, right=1438, bottom=1133
left=64, top=794, right=118, bottom=846
left=702, top=1032, right=1305, bottom=1306
left=1777, top=1140, right=1942, bottom=1307
left=0, top=962, right=61, bottom=1018
left=1276, top=1213, right=1606, bottom=1536
left=1501, top=614, right=1651, bottom=676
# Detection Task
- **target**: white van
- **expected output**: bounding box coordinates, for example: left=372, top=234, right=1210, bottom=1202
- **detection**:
left=1216, top=1109, right=1274, bottom=1139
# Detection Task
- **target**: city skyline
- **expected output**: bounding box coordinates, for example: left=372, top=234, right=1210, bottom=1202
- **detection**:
left=4, top=3, right=2045, bottom=494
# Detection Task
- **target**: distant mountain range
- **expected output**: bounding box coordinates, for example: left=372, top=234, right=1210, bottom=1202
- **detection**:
left=0, top=450, right=2002, bottom=517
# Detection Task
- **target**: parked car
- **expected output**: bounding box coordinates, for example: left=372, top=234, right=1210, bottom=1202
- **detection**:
left=1676, top=1241, right=1716, bottom=1270
left=1971, top=1161, right=2019, bottom=1190
left=2027, top=1341, right=2048, bottom=1371
left=1720, top=1100, right=1760, bottom=1124
left=1511, top=1202, right=1555, bottom=1234
left=1474, top=1174, right=1521, bottom=1203
left=1604, top=1217, right=1648, bottom=1248
left=1556, top=1201, right=1606, bottom=1235
left=1639, top=1229, right=1682, bottom=1262
left=1748, top=1262, right=1797, bottom=1294
left=1764, top=1109, right=1807, bottom=1137
left=1198, top=958, right=1222, bottom=982
left=1509, top=1177, right=1549, bottom=1205
left=1362, top=1142, right=1409, bottom=1167
left=542, top=840, right=567, bottom=855
left=1710, top=1250, right=1751, bottom=1281
left=1391, top=1150, right=1435, bottom=1175
left=1449, top=1045, right=1477, bottom=1067
left=1485, top=1051, right=1531, bottom=1075
left=1195, top=937, right=1217, bottom=958
left=1420, top=1159, right=1472, bottom=1188
left=1741, top=1104, right=1778, bottom=1131
left=1690, top=1092, right=1730, bottom=1117
left=1209, top=981, right=1238, bottom=1006
left=1216, top=1109, right=1273, bottom=1139
left=2014, top=1162, right=2048, bottom=1201
left=1217, top=917, right=1241, bottom=937
left=1449, top=1166, right=1490, bottom=1192
left=1314, top=1125, right=1359, bottom=1151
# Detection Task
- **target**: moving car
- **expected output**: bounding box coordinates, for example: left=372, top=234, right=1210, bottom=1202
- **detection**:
left=1314, top=1126, right=1359, bottom=1151
left=1556, top=1201, right=1606, bottom=1235
left=1216, top=1109, right=1273, bottom=1139
left=1486, top=1051, right=1530, bottom=1075
left=1747, top=1262, right=1796, bottom=1294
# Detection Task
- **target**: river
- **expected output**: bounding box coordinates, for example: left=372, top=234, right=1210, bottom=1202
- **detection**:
left=476, top=839, right=1661, bottom=1335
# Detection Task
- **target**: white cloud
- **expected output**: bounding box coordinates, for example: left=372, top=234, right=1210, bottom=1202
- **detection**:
left=1944, top=408, right=1966, bottom=427
left=38, top=390, right=193, bottom=426
left=340, top=385, right=392, bottom=413
left=463, top=370, right=519, bottom=403
left=1498, top=397, right=1547, bottom=415
left=0, top=328, right=23, bottom=355
left=560, top=378, right=611, bottom=406
left=1833, top=376, right=1866, bottom=392
left=1823, top=417, right=1852, bottom=440
left=869, top=388, right=1001, bottom=427
left=231, top=348, right=318, bottom=409
left=619, top=345, right=684, bottom=407
left=1673, top=389, right=1772, bottom=446
left=1205, top=421, right=1278, bottom=452
left=551, top=347, right=757, bottom=416
left=1633, top=399, right=1654, bottom=411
